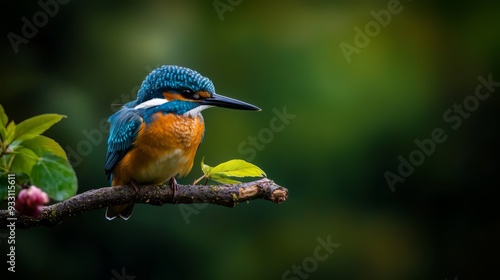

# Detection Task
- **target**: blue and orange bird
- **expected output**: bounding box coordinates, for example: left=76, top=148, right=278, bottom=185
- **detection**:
left=104, top=65, right=260, bottom=220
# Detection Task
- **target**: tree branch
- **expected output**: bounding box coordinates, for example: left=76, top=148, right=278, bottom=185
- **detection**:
left=0, top=178, right=287, bottom=229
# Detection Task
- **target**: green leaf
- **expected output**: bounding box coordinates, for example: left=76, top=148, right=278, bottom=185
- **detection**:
left=0, top=104, right=8, bottom=128
left=210, top=159, right=266, bottom=178
left=22, top=135, right=67, bottom=160
left=200, top=157, right=212, bottom=175
left=0, top=105, right=8, bottom=141
left=10, top=147, right=38, bottom=176
left=31, top=154, right=78, bottom=201
left=3, top=121, right=16, bottom=145
left=200, top=158, right=266, bottom=185
left=0, top=174, right=9, bottom=200
left=0, top=153, right=12, bottom=173
left=14, top=114, right=66, bottom=141
left=0, top=173, right=26, bottom=201
left=208, top=175, right=241, bottom=185
left=15, top=172, right=31, bottom=185
left=0, top=125, right=5, bottom=142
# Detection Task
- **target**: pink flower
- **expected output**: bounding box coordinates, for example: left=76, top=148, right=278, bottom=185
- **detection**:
left=15, top=186, right=50, bottom=217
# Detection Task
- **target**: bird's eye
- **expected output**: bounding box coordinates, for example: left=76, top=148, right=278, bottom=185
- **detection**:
left=181, top=89, right=193, bottom=96
left=181, top=89, right=202, bottom=100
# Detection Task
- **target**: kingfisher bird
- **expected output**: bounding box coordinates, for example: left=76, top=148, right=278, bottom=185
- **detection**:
left=104, top=65, right=260, bottom=220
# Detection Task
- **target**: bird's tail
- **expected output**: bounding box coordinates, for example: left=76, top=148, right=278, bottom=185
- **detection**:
left=105, top=204, right=135, bottom=220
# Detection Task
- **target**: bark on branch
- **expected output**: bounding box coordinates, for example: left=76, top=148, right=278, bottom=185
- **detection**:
left=0, top=178, right=287, bottom=229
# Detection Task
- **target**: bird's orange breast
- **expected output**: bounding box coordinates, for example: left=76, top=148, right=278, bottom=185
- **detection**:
left=111, top=112, right=205, bottom=186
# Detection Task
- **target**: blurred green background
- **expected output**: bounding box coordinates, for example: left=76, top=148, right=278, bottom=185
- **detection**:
left=1, top=0, right=499, bottom=279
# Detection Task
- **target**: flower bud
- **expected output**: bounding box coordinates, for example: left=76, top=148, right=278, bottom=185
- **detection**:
left=15, top=186, right=50, bottom=217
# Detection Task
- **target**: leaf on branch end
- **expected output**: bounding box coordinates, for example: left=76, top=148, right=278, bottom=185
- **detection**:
left=197, top=157, right=266, bottom=185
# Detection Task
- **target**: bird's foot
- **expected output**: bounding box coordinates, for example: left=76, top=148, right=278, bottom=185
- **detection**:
left=131, top=180, right=140, bottom=193
left=170, top=177, right=178, bottom=202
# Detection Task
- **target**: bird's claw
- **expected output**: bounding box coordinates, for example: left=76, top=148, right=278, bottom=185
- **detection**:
left=131, top=181, right=139, bottom=193
left=170, top=177, right=178, bottom=202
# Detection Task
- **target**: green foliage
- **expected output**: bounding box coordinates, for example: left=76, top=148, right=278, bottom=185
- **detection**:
left=10, top=147, right=38, bottom=176
left=195, top=157, right=266, bottom=185
left=14, top=113, right=66, bottom=141
left=0, top=105, right=8, bottom=127
left=22, top=135, right=68, bottom=159
left=31, top=154, right=77, bottom=201
left=0, top=104, right=77, bottom=201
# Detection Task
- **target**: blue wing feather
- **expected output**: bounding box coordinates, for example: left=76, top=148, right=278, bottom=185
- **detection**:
left=105, top=107, right=143, bottom=179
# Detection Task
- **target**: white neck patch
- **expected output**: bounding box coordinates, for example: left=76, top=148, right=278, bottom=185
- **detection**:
left=134, top=98, right=168, bottom=110
left=184, top=105, right=213, bottom=117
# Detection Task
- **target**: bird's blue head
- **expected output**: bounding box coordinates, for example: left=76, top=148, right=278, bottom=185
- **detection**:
left=132, top=65, right=260, bottom=116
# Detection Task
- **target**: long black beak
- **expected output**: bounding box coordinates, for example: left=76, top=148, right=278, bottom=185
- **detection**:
left=201, top=93, right=261, bottom=111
